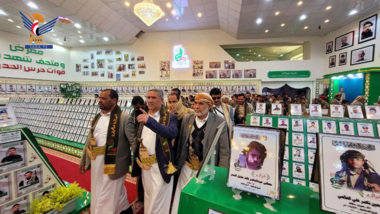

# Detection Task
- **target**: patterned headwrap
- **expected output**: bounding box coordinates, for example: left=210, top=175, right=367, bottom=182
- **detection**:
left=195, top=93, right=214, bottom=106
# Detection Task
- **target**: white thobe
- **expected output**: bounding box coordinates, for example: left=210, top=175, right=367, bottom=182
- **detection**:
left=171, top=114, right=209, bottom=214
left=91, top=112, right=129, bottom=214
left=141, top=111, right=173, bottom=214
left=213, top=105, right=224, bottom=119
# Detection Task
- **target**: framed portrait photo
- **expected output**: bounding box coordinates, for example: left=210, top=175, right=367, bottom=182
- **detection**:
left=347, top=105, right=364, bottom=119
left=307, top=134, right=317, bottom=149
left=262, top=117, right=273, bottom=127
left=250, top=116, right=260, bottom=126
left=359, top=14, right=377, bottom=44
left=292, top=132, right=305, bottom=147
left=330, top=104, right=344, bottom=118
left=255, top=103, right=266, bottom=114
left=271, top=103, right=282, bottom=115
left=326, top=41, right=333, bottom=54
left=309, top=104, right=322, bottom=117
left=306, top=119, right=320, bottom=133
left=365, top=105, right=380, bottom=120
left=290, top=104, right=302, bottom=116
left=329, top=55, right=336, bottom=68
left=350, top=44, right=375, bottom=65
left=318, top=134, right=380, bottom=214
left=291, top=119, right=304, bottom=132
left=338, top=52, right=347, bottom=66
left=322, top=120, right=337, bottom=134
left=278, top=118, right=289, bottom=129
left=227, top=126, right=285, bottom=200
left=357, top=123, right=374, bottom=137
left=335, top=31, right=354, bottom=51
left=339, top=122, right=355, bottom=135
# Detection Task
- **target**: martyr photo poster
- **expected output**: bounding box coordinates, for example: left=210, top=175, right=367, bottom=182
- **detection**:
left=227, top=126, right=285, bottom=200
left=318, top=134, right=380, bottom=214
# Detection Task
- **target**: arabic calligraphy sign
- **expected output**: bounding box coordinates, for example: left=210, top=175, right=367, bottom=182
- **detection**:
left=268, top=70, right=311, bottom=78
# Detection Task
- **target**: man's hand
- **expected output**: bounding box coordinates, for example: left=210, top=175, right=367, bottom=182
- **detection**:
left=367, top=183, right=380, bottom=192
left=79, top=165, right=86, bottom=174
left=137, top=108, right=149, bottom=124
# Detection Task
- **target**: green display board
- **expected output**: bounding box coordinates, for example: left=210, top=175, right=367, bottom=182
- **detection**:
left=178, top=166, right=329, bottom=214
left=246, top=114, right=380, bottom=187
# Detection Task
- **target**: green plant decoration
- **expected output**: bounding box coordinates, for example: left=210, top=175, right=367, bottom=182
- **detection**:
left=60, top=83, right=81, bottom=99
left=30, top=182, right=85, bottom=214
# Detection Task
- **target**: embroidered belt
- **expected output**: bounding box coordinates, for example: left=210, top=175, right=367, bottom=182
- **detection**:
left=185, top=155, right=201, bottom=171
left=140, top=154, right=157, bottom=165
left=86, top=145, right=106, bottom=160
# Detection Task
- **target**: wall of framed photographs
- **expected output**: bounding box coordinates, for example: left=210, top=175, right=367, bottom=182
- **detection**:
left=0, top=126, right=65, bottom=213
left=7, top=97, right=133, bottom=157
left=70, top=30, right=325, bottom=83
left=325, top=11, right=379, bottom=74
left=246, top=113, right=380, bottom=188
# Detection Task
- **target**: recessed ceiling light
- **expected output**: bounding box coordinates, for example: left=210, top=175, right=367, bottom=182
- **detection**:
left=162, top=12, right=165, bottom=16
left=258, top=54, right=261, bottom=57
left=79, top=36, right=83, bottom=38
left=265, top=29, right=269, bottom=33
left=79, top=40, right=85, bottom=43
left=304, top=26, right=308, bottom=29
left=16, top=25, right=21, bottom=28
left=103, top=37, right=109, bottom=41
left=242, top=56, right=244, bottom=58
left=167, top=2, right=172, bottom=8
left=27, top=2, right=38, bottom=9
left=300, top=14, right=307, bottom=20
left=325, top=19, right=330, bottom=23
left=53, top=34, right=56, bottom=36
left=74, top=23, right=81, bottom=28
left=197, top=12, right=202, bottom=18
left=280, top=54, right=283, bottom=57
left=326, top=6, right=332, bottom=10
left=166, top=18, right=168, bottom=21
left=0, top=9, right=7, bottom=16
left=125, top=2, right=130, bottom=7
left=236, top=53, right=240, bottom=56
left=349, top=9, right=358, bottom=16
left=58, top=42, right=63, bottom=45
left=275, top=11, right=280, bottom=16
left=297, top=1, right=303, bottom=6
left=77, top=31, right=81, bottom=34
left=256, top=18, right=262, bottom=24
left=249, top=50, right=251, bottom=52
left=171, top=10, right=176, bottom=15
left=281, top=23, right=285, bottom=27
left=8, top=19, right=13, bottom=22
left=176, top=17, right=179, bottom=20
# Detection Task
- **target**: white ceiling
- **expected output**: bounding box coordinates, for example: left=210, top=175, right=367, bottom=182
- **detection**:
left=0, top=0, right=379, bottom=47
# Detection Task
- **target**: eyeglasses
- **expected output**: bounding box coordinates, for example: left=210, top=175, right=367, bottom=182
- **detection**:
left=212, top=97, right=221, bottom=100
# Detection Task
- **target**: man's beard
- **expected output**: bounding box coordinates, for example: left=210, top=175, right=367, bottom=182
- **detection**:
left=195, top=108, right=209, bottom=117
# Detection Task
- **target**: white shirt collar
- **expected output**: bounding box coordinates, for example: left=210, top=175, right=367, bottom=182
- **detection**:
left=100, top=111, right=111, bottom=116
left=150, top=111, right=160, bottom=118
left=195, top=112, right=210, bottom=125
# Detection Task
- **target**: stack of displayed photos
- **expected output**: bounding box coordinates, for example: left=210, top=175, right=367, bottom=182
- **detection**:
left=8, top=98, right=133, bottom=145
left=248, top=114, right=380, bottom=188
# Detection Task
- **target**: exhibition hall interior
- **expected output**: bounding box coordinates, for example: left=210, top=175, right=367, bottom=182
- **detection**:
left=0, top=0, right=380, bottom=213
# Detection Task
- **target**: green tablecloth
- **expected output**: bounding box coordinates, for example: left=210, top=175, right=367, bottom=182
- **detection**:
left=178, top=167, right=330, bottom=214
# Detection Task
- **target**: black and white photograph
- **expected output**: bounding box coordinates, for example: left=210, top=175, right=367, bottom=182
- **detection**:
left=0, top=173, right=12, bottom=204
left=326, top=41, right=333, bottom=54
left=318, top=134, right=380, bottom=214
left=335, top=31, right=354, bottom=51
left=0, top=141, right=27, bottom=173
left=329, top=55, right=336, bottom=68
left=358, top=14, right=377, bottom=44
left=339, top=52, right=347, bottom=66
left=15, top=164, right=43, bottom=197
left=350, top=45, right=375, bottom=65
left=228, top=126, right=285, bottom=200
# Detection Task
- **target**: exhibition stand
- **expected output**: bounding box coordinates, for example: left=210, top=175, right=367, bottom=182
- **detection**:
left=178, top=166, right=329, bottom=214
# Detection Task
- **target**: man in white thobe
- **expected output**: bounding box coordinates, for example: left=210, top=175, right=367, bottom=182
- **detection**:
left=79, top=89, right=134, bottom=214
left=131, top=89, right=178, bottom=214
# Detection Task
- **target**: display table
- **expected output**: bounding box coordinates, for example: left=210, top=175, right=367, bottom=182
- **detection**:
left=178, top=167, right=329, bottom=214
